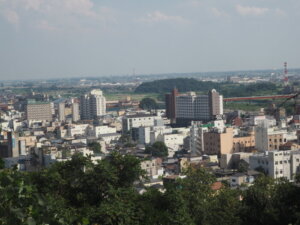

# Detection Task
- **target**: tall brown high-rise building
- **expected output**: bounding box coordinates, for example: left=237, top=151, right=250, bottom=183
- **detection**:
left=165, top=87, right=179, bottom=123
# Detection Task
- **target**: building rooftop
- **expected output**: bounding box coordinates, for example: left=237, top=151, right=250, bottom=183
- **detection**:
left=27, top=99, right=50, bottom=105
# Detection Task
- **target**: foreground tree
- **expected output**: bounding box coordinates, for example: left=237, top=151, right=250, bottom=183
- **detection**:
left=88, top=142, right=102, bottom=154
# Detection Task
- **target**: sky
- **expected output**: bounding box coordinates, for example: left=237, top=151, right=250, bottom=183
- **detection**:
left=0, top=0, right=299, bottom=80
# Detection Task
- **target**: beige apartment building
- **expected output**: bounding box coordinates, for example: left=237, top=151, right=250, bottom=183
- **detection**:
left=26, top=100, right=52, bottom=121
left=204, top=127, right=234, bottom=155
left=203, top=127, right=255, bottom=156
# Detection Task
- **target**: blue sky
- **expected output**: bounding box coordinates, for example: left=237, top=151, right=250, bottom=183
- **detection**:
left=0, top=0, right=299, bottom=79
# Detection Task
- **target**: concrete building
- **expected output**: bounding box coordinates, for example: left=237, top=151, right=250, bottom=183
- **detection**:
left=166, top=89, right=223, bottom=125
left=122, top=114, right=160, bottom=133
left=80, top=89, right=106, bottom=120
left=26, top=100, right=52, bottom=121
left=203, top=127, right=234, bottom=156
left=138, top=126, right=151, bottom=145
left=157, top=133, right=185, bottom=157
left=190, top=121, right=208, bottom=156
left=255, top=125, right=297, bottom=151
left=72, top=102, right=80, bottom=122
left=58, top=102, right=65, bottom=122
left=203, top=127, right=255, bottom=156
left=176, top=92, right=211, bottom=124
left=208, top=89, right=223, bottom=118
left=249, top=150, right=300, bottom=180
left=220, top=152, right=253, bottom=169
left=140, top=158, right=164, bottom=179
left=93, top=125, right=117, bottom=137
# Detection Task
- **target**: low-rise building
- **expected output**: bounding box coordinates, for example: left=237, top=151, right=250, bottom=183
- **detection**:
left=249, top=150, right=300, bottom=181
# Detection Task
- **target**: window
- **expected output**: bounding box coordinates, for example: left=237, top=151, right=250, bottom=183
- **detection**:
left=275, top=161, right=278, bottom=165
left=280, top=161, right=282, bottom=164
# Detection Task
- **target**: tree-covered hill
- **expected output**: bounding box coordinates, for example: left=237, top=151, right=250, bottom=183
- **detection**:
left=134, top=78, right=218, bottom=94
left=134, top=78, right=279, bottom=97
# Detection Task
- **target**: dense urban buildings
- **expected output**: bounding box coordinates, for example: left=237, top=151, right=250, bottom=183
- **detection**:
left=1, top=75, right=300, bottom=224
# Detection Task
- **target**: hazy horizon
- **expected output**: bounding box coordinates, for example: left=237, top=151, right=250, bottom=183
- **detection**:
left=1, top=0, right=299, bottom=80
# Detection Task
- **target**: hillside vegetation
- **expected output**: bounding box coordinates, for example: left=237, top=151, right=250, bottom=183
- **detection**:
left=134, top=78, right=279, bottom=97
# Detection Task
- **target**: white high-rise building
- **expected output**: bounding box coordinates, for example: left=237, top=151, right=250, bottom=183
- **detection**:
left=190, top=121, right=208, bottom=156
left=80, top=89, right=106, bottom=120
left=58, top=102, right=65, bottom=121
left=72, top=102, right=80, bottom=122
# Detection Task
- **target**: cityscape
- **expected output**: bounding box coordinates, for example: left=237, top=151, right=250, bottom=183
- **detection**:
left=1, top=0, right=300, bottom=224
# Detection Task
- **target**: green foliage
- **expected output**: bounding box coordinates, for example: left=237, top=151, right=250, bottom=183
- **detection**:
left=118, top=134, right=136, bottom=148
left=2, top=155, right=300, bottom=225
left=145, top=141, right=168, bottom=157
left=88, top=142, right=102, bottom=154
left=139, top=97, right=158, bottom=111
left=0, top=158, right=4, bottom=169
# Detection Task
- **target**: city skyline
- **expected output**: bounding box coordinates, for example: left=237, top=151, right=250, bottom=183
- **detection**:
left=1, top=0, right=299, bottom=79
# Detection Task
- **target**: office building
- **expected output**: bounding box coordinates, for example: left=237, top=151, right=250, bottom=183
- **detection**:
left=80, top=89, right=106, bottom=120
left=26, top=100, right=52, bottom=121
left=165, top=89, right=223, bottom=125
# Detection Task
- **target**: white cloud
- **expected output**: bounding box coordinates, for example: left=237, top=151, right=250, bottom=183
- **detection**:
left=187, top=0, right=202, bottom=7
left=236, top=4, right=269, bottom=16
left=140, top=11, right=188, bottom=25
left=21, top=0, right=42, bottom=11
left=274, top=8, right=286, bottom=16
left=2, top=9, right=19, bottom=25
left=211, top=8, right=229, bottom=18
left=0, top=0, right=117, bottom=32
left=36, top=20, right=58, bottom=31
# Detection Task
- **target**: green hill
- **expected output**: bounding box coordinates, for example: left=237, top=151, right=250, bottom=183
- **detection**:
left=134, top=78, right=219, bottom=94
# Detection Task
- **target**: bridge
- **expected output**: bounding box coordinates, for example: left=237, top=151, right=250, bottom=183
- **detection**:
left=223, top=94, right=296, bottom=102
